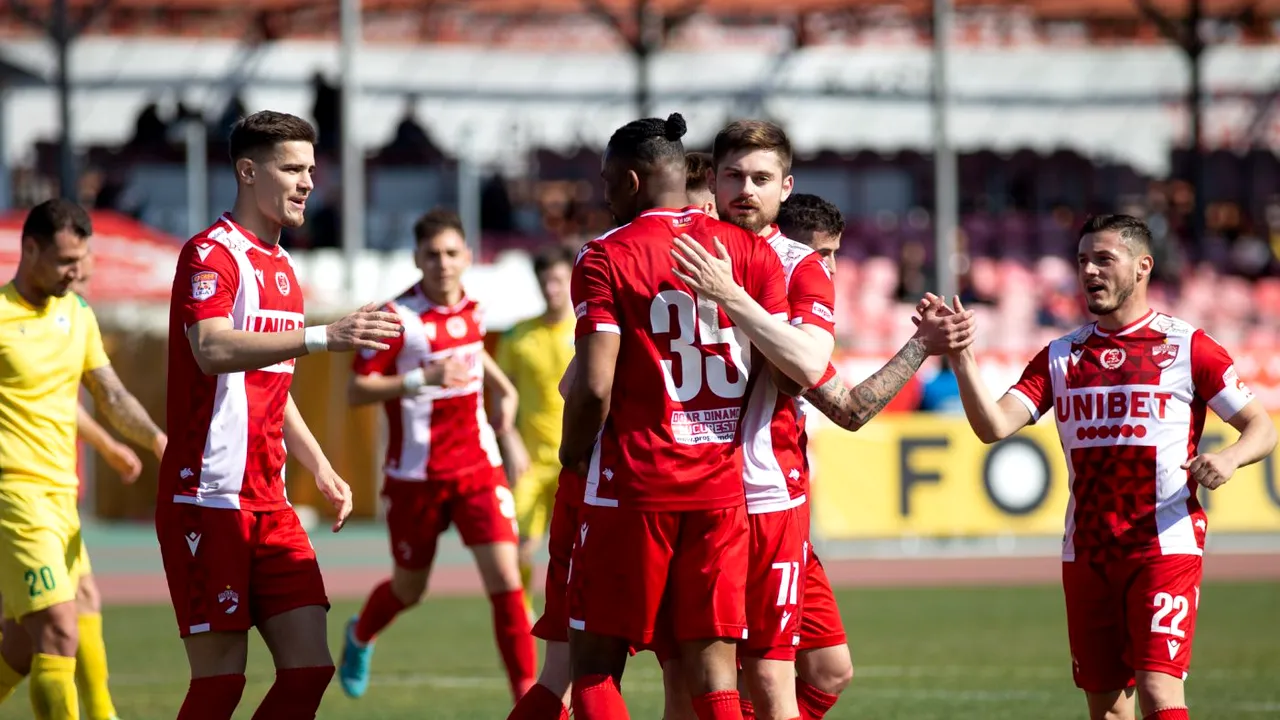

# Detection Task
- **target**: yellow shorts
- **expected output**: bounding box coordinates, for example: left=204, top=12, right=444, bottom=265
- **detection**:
left=0, top=490, right=84, bottom=621
left=513, top=462, right=561, bottom=540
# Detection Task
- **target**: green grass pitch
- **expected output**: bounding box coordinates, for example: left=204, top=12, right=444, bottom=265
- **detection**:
left=2, top=582, right=1275, bottom=719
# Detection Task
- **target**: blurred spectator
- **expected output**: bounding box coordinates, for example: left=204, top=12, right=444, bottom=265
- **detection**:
left=383, top=96, right=443, bottom=162
left=129, top=101, right=168, bottom=149
left=311, top=71, right=341, bottom=156
left=894, top=240, right=931, bottom=302
left=918, top=358, right=964, bottom=414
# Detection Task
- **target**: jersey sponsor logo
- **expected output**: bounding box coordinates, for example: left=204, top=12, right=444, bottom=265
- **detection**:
left=574, top=301, right=587, bottom=319
left=54, top=314, right=70, bottom=334
left=191, top=271, right=218, bottom=301
left=812, top=302, right=834, bottom=322
left=1152, top=341, right=1179, bottom=369
left=1099, top=347, right=1126, bottom=370
left=275, top=271, right=291, bottom=296
left=246, top=312, right=305, bottom=334
left=1054, top=389, right=1173, bottom=423
left=672, top=215, right=695, bottom=228
left=670, top=405, right=741, bottom=445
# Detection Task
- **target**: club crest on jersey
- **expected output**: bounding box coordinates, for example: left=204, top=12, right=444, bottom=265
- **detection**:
left=446, top=316, right=468, bottom=338
left=1099, top=348, right=1126, bottom=370
left=1152, top=342, right=1179, bottom=369
left=672, top=215, right=695, bottom=228
left=275, top=271, right=291, bottom=296
left=190, top=271, right=218, bottom=301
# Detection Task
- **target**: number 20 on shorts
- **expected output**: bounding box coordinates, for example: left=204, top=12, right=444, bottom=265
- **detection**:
left=24, top=566, right=56, bottom=597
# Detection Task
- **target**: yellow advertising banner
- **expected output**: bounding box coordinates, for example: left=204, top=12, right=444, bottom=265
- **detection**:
left=808, top=413, right=1280, bottom=539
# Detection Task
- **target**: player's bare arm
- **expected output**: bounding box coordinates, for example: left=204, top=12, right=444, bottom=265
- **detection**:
left=347, top=356, right=470, bottom=406
left=77, top=402, right=143, bottom=483
left=187, top=303, right=403, bottom=376
left=558, top=356, right=577, bottom=400
left=803, top=300, right=976, bottom=430
left=82, top=365, right=167, bottom=459
left=559, top=332, right=620, bottom=473
left=952, top=344, right=1035, bottom=443
left=483, top=351, right=531, bottom=481
left=1183, top=400, right=1278, bottom=489
left=671, top=235, right=831, bottom=387
left=284, top=392, right=353, bottom=532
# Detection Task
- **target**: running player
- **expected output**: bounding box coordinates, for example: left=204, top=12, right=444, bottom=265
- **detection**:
left=495, top=245, right=577, bottom=613
left=777, top=193, right=974, bottom=719
left=157, top=110, right=403, bottom=720
left=685, top=151, right=717, bottom=219
left=340, top=208, right=537, bottom=703
left=0, top=199, right=166, bottom=720
left=944, top=214, right=1276, bottom=720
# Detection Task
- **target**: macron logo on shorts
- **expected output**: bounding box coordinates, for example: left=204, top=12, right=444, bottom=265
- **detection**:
left=185, top=532, right=201, bottom=556
left=1166, top=639, right=1180, bottom=660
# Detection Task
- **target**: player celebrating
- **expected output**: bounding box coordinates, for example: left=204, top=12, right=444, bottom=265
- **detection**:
left=158, top=110, right=403, bottom=720
left=340, top=208, right=537, bottom=703
left=495, top=245, right=577, bottom=614
left=0, top=199, right=166, bottom=720
left=563, top=111, right=810, bottom=720
left=944, top=214, right=1276, bottom=720
left=778, top=193, right=973, bottom=719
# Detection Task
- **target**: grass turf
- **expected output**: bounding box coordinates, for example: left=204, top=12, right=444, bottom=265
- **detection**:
left=2, top=582, right=1275, bottom=719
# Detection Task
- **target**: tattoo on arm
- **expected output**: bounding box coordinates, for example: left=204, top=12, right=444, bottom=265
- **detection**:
left=804, top=337, right=929, bottom=431
left=83, top=366, right=162, bottom=449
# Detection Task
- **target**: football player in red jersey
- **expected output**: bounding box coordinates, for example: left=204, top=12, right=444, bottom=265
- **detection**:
left=942, top=214, right=1276, bottom=720
left=562, top=112, right=811, bottom=720
left=158, top=111, right=403, bottom=720
left=341, top=209, right=537, bottom=703
left=778, top=193, right=974, bottom=720
left=686, top=152, right=718, bottom=219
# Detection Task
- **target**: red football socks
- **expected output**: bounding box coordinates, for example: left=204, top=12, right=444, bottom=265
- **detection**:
left=490, top=589, right=539, bottom=700
left=796, top=679, right=840, bottom=719
left=572, top=673, right=630, bottom=719
left=176, top=673, right=246, bottom=720
left=354, top=580, right=408, bottom=644
left=740, top=698, right=756, bottom=719
left=250, top=665, right=335, bottom=720
left=1144, top=709, right=1190, bottom=720
left=506, top=681, right=569, bottom=720
left=691, top=689, right=743, bottom=720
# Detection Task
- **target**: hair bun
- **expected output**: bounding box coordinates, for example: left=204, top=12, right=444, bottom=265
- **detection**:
left=663, top=113, right=687, bottom=141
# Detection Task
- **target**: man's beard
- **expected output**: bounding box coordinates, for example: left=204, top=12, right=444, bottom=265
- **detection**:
left=725, top=207, right=769, bottom=235
left=1088, top=279, right=1134, bottom=316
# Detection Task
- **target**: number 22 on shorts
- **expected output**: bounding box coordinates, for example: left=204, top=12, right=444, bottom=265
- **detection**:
left=1150, top=590, right=1194, bottom=638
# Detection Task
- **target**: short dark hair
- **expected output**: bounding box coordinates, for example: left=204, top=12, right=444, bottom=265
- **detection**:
left=685, top=152, right=714, bottom=193
left=606, top=113, right=687, bottom=168
left=532, top=244, right=577, bottom=276
left=413, top=208, right=464, bottom=244
left=1078, top=214, right=1152, bottom=255
left=229, top=111, right=317, bottom=161
left=712, top=120, right=793, bottom=174
left=22, top=199, right=92, bottom=248
left=777, top=194, right=844, bottom=239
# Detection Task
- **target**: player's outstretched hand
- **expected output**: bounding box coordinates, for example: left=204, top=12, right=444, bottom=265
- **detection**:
left=911, top=294, right=976, bottom=355
left=326, top=303, right=404, bottom=353
left=103, top=440, right=143, bottom=484
left=1182, top=452, right=1238, bottom=490
left=315, top=466, right=354, bottom=532
left=671, top=235, right=739, bottom=302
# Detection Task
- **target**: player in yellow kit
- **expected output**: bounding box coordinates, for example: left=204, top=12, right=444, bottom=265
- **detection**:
left=0, top=199, right=166, bottom=720
left=494, top=245, right=577, bottom=607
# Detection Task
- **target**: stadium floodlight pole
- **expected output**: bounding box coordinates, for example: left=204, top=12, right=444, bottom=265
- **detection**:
left=53, top=0, right=75, bottom=200
left=0, top=87, right=9, bottom=210
left=339, top=0, right=365, bottom=303
left=931, top=0, right=958, bottom=303
left=456, top=125, right=481, bottom=258
left=184, top=119, right=208, bottom=238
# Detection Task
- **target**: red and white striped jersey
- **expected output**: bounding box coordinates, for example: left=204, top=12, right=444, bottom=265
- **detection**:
left=353, top=285, right=502, bottom=483
left=161, top=213, right=304, bottom=511
left=741, top=226, right=836, bottom=514
left=1009, top=310, right=1256, bottom=561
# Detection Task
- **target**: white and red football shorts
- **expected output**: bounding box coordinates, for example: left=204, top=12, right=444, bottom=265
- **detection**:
left=383, top=467, right=518, bottom=571
left=1063, top=553, right=1202, bottom=692
left=157, top=503, right=328, bottom=638
left=741, top=506, right=808, bottom=660
left=568, top=505, right=749, bottom=646
left=531, top=493, right=578, bottom=643
left=798, top=548, right=847, bottom=652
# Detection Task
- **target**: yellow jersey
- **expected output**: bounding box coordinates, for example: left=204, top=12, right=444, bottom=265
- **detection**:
left=0, top=283, right=109, bottom=494
left=495, top=314, right=575, bottom=467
